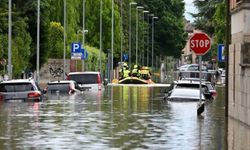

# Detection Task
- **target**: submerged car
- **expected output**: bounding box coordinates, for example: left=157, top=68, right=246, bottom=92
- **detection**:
left=66, top=72, right=103, bottom=91
left=45, top=80, right=83, bottom=100
left=0, top=79, right=45, bottom=102
left=166, top=88, right=206, bottom=101
left=166, top=79, right=215, bottom=100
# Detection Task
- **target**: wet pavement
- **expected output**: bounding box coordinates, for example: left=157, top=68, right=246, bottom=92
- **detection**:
left=0, top=85, right=248, bottom=149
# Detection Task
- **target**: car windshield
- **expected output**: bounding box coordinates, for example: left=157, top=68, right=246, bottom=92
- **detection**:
left=0, top=83, right=34, bottom=92
left=47, top=83, right=70, bottom=93
left=69, top=74, right=98, bottom=84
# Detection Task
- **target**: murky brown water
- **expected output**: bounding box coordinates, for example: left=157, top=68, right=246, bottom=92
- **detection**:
left=0, top=85, right=245, bottom=149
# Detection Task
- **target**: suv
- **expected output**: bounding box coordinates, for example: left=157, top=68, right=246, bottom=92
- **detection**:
left=0, top=79, right=44, bottom=102
left=66, top=72, right=102, bottom=91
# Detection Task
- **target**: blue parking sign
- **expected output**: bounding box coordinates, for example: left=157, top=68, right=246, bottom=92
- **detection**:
left=71, top=43, right=82, bottom=53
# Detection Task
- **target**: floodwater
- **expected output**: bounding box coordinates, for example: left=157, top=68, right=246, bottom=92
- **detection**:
left=0, top=84, right=246, bottom=149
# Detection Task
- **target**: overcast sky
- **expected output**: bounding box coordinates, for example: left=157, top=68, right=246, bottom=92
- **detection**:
left=184, top=0, right=197, bottom=22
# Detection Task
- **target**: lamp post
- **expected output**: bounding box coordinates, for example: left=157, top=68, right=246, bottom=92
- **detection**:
left=142, top=10, right=149, bottom=66
left=147, top=14, right=153, bottom=67
left=8, top=0, right=12, bottom=79
left=120, top=0, right=123, bottom=63
left=129, top=2, right=137, bottom=70
left=136, top=6, right=143, bottom=65
left=111, top=0, right=114, bottom=82
left=36, top=0, right=40, bottom=82
left=82, top=0, right=86, bottom=71
left=99, top=0, right=102, bottom=72
left=151, top=16, right=158, bottom=71
left=63, top=0, right=67, bottom=79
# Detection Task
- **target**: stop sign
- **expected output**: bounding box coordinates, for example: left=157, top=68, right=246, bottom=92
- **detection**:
left=189, top=33, right=211, bottom=55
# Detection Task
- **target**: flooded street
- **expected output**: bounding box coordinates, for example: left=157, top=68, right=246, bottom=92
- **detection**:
left=0, top=85, right=229, bottom=149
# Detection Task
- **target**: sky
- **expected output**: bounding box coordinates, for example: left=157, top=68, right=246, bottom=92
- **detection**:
left=184, top=0, right=197, bottom=22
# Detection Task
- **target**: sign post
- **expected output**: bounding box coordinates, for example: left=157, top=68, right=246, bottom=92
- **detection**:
left=189, top=32, right=211, bottom=115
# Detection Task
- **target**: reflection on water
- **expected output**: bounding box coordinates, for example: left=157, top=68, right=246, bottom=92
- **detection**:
left=0, top=85, right=231, bottom=149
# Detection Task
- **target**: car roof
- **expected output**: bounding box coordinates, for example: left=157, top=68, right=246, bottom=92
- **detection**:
left=68, top=72, right=100, bottom=75
left=175, top=80, right=207, bottom=85
left=0, top=79, right=35, bottom=84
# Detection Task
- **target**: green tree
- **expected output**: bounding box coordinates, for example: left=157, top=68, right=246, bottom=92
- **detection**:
left=48, top=22, right=64, bottom=58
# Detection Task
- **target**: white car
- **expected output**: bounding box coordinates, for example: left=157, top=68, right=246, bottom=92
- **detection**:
left=0, top=79, right=45, bottom=102
left=66, top=72, right=103, bottom=91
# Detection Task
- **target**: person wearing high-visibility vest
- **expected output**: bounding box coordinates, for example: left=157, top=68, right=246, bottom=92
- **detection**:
left=132, top=65, right=140, bottom=78
left=140, top=66, right=151, bottom=80
left=119, top=63, right=130, bottom=79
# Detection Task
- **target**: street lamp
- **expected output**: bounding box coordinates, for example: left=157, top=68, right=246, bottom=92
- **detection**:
left=82, top=0, right=86, bottom=72
left=142, top=10, right=149, bottom=66
left=147, top=14, right=154, bottom=67
left=120, top=0, right=123, bottom=63
left=136, top=6, right=143, bottom=65
left=99, top=0, right=103, bottom=72
left=8, top=0, right=12, bottom=79
left=36, top=0, right=40, bottom=82
left=63, top=0, right=67, bottom=79
left=111, top=0, right=114, bottom=82
left=129, top=2, right=137, bottom=70
left=151, top=16, right=158, bottom=71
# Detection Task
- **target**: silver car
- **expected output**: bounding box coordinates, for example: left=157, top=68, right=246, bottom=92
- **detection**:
left=0, top=79, right=44, bottom=102
left=45, top=80, right=83, bottom=100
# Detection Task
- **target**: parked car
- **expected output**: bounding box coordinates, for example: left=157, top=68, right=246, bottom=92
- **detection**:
left=179, top=64, right=207, bottom=72
left=66, top=72, right=103, bottom=91
left=0, top=79, right=45, bottom=102
left=166, top=79, right=214, bottom=100
left=166, top=88, right=206, bottom=101
left=45, top=80, right=83, bottom=100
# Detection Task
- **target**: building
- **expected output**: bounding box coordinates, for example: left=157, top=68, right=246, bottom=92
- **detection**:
left=229, top=0, right=250, bottom=126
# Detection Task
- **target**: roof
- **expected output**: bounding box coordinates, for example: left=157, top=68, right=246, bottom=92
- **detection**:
left=68, top=72, right=100, bottom=75
left=0, top=79, right=35, bottom=84
left=48, top=80, right=75, bottom=84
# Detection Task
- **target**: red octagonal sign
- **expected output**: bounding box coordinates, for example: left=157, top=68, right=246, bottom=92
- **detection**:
left=189, top=32, right=211, bottom=55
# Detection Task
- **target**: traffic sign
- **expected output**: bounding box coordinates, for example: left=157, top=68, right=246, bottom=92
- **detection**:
left=123, top=54, right=128, bottom=61
left=71, top=43, right=84, bottom=60
left=71, top=43, right=82, bottom=53
left=218, top=44, right=225, bottom=62
left=189, top=33, right=211, bottom=55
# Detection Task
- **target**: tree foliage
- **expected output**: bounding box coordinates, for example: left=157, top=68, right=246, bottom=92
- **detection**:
left=0, top=0, right=187, bottom=77
left=192, top=0, right=226, bottom=62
